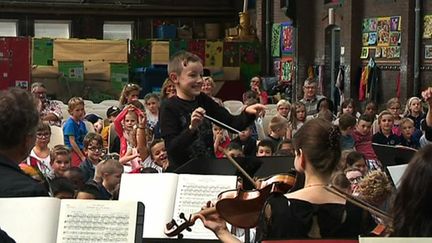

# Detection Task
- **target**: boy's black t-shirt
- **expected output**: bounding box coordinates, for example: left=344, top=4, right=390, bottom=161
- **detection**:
left=160, top=93, right=256, bottom=170
left=372, top=131, right=400, bottom=145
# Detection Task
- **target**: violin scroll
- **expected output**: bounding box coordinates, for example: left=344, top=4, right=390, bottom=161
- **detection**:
left=164, top=208, right=216, bottom=238
left=164, top=213, right=194, bottom=238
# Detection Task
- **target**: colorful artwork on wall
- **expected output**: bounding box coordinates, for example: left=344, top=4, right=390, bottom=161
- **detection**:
left=389, top=32, right=400, bottom=46
left=240, top=42, right=259, bottom=65
left=377, top=17, right=391, bottom=47
left=361, top=47, right=369, bottom=59
left=281, top=22, right=294, bottom=55
left=280, top=57, right=294, bottom=82
left=130, top=39, right=151, bottom=70
left=368, top=32, right=377, bottom=45
left=390, top=16, right=401, bottom=31
left=375, top=47, right=381, bottom=58
left=223, top=42, right=240, bottom=67
left=272, top=23, right=281, bottom=57
left=58, top=61, right=84, bottom=82
left=362, top=16, right=400, bottom=60
left=362, top=33, right=369, bottom=46
left=33, top=38, right=53, bottom=66
left=425, top=45, right=432, bottom=59
left=205, top=41, right=223, bottom=67
left=424, top=15, right=432, bottom=39
left=187, top=40, right=206, bottom=65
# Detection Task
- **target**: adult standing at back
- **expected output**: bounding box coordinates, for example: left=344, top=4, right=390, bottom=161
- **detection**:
left=0, top=88, right=49, bottom=197
left=300, top=78, right=325, bottom=116
left=31, top=82, right=63, bottom=127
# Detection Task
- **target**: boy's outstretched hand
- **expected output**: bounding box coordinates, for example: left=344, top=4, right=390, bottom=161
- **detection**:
left=244, top=103, right=266, bottom=117
left=422, top=87, right=432, bottom=106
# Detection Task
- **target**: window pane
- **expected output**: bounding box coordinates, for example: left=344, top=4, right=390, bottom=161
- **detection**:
left=0, top=21, right=17, bottom=37
left=34, top=21, right=70, bottom=39
left=103, top=23, right=132, bottom=40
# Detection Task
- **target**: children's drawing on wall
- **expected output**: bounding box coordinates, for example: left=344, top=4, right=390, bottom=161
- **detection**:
left=205, top=41, right=223, bottom=67
left=369, top=18, right=377, bottom=32
left=273, top=59, right=281, bottom=79
left=271, top=23, right=281, bottom=57
left=386, top=46, right=400, bottom=58
left=362, top=19, right=369, bottom=32
left=389, top=32, right=400, bottom=46
left=362, top=33, right=369, bottom=46
left=424, top=15, right=432, bottom=39
left=281, top=23, right=294, bottom=55
left=377, top=17, right=390, bottom=46
left=391, top=46, right=400, bottom=58
left=368, top=32, right=377, bottom=45
left=425, top=45, right=432, bottom=59
left=390, top=16, right=401, bottom=31
left=280, top=57, right=293, bottom=82
left=381, top=47, right=388, bottom=58
left=361, top=47, right=369, bottom=59
left=375, top=47, right=381, bottom=58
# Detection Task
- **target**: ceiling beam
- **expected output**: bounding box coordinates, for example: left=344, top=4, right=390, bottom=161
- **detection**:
left=0, top=2, right=237, bottom=17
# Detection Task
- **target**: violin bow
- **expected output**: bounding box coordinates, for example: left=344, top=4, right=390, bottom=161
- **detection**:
left=204, top=114, right=257, bottom=189
left=325, top=184, right=393, bottom=223
left=222, top=149, right=258, bottom=189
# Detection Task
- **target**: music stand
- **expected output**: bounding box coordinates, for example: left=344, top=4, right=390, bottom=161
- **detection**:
left=372, top=143, right=417, bottom=167
left=174, top=156, right=295, bottom=177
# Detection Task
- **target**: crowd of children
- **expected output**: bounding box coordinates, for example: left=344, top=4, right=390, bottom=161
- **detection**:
left=4, top=50, right=432, bottom=239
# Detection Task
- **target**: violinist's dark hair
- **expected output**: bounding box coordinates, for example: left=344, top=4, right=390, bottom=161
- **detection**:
left=293, top=118, right=341, bottom=177
left=0, top=88, right=39, bottom=149
left=391, top=144, right=432, bottom=236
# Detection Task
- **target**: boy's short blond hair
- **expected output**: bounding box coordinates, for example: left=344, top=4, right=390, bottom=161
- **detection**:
left=377, top=110, right=394, bottom=124
left=67, top=97, right=84, bottom=112
left=276, top=99, right=291, bottom=109
left=269, top=115, right=288, bottom=132
left=99, top=159, right=123, bottom=175
left=386, top=97, right=401, bottom=109
left=399, top=117, right=415, bottom=127
left=168, top=51, right=202, bottom=75
left=50, top=145, right=71, bottom=165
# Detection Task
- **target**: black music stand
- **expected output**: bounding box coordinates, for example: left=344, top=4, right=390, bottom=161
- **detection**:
left=174, top=156, right=295, bottom=177
left=372, top=143, right=417, bottom=167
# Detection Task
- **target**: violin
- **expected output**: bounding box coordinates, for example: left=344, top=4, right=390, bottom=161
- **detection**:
left=165, top=115, right=297, bottom=238
left=164, top=207, right=216, bottom=238
left=215, top=172, right=296, bottom=229
left=164, top=173, right=296, bottom=238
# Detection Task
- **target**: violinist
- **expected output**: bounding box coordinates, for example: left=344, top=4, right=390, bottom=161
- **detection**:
left=200, top=119, right=375, bottom=241
left=391, top=143, right=432, bottom=236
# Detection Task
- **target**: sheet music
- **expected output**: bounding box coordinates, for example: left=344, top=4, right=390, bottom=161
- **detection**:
left=172, top=174, right=237, bottom=239
left=360, top=237, right=432, bottom=243
left=387, top=164, right=408, bottom=188
left=56, top=200, right=138, bottom=243
left=0, top=197, right=61, bottom=243
left=119, top=173, right=179, bottom=238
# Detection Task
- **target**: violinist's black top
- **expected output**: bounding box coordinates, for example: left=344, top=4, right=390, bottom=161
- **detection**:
left=257, top=193, right=376, bottom=241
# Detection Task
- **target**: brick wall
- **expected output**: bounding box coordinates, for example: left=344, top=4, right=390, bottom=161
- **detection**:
left=255, top=0, right=432, bottom=109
